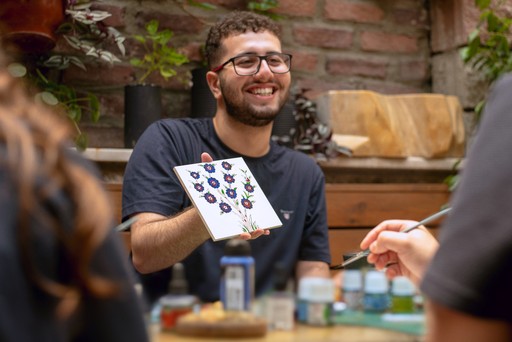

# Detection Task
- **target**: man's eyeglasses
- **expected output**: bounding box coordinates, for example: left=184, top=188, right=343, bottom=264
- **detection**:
left=211, top=53, right=292, bottom=76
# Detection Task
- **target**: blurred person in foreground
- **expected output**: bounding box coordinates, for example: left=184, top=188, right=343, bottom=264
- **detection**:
left=122, top=11, right=331, bottom=305
left=360, top=74, right=512, bottom=341
left=0, top=51, right=148, bottom=341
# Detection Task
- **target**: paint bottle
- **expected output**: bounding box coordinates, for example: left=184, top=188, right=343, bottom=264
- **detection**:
left=390, top=276, right=416, bottom=313
left=159, top=263, right=198, bottom=330
left=363, top=270, right=390, bottom=313
left=341, top=252, right=372, bottom=311
left=265, top=262, right=295, bottom=331
left=342, top=269, right=363, bottom=311
left=220, top=239, right=255, bottom=311
left=297, top=277, right=335, bottom=326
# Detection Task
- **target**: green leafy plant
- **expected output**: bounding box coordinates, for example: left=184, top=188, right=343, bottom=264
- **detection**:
left=446, top=0, right=511, bottom=190
left=7, top=0, right=125, bottom=149
left=130, top=20, right=189, bottom=84
left=460, top=0, right=512, bottom=122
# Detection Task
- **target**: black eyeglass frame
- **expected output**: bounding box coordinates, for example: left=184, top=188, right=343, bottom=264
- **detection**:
left=211, top=52, right=293, bottom=76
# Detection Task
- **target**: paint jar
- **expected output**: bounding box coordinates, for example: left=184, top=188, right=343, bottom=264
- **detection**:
left=265, top=263, right=295, bottom=331
left=390, top=276, right=416, bottom=313
left=220, top=239, right=255, bottom=311
left=363, top=270, right=390, bottom=313
left=342, top=269, right=363, bottom=311
left=159, top=263, right=198, bottom=330
left=297, top=277, right=335, bottom=326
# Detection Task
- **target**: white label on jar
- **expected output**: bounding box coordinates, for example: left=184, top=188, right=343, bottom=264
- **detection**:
left=225, top=265, right=245, bottom=310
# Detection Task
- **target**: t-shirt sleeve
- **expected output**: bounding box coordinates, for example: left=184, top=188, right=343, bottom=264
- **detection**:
left=420, top=74, right=512, bottom=321
left=122, top=121, right=192, bottom=220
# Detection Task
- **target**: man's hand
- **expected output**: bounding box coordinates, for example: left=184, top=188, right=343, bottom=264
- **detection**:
left=360, top=219, right=439, bottom=286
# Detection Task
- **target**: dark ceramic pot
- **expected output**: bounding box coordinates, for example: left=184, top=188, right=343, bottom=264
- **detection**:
left=124, top=84, right=162, bottom=148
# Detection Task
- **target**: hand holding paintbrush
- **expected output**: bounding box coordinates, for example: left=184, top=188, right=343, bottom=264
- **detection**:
left=330, top=207, right=450, bottom=284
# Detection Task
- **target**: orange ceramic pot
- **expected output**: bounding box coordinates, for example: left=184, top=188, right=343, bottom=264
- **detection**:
left=0, top=0, right=65, bottom=53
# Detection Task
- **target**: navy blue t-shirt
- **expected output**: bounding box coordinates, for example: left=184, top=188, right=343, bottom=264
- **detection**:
left=122, top=118, right=331, bottom=304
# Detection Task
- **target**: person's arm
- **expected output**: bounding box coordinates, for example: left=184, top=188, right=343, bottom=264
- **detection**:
left=131, top=204, right=270, bottom=274
left=425, top=300, right=511, bottom=342
left=296, top=260, right=330, bottom=279
left=360, top=219, right=439, bottom=285
left=130, top=208, right=210, bottom=273
left=131, top=152, right=269, bottom=274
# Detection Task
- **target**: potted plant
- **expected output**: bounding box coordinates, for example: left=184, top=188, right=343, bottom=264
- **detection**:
left=125, top=19, right=189, bottom=148
left=445, top=0, right=512, bottom=192
left=0, top=0, right=65, bottom=53
left=3, top=0, right=125, bottom=149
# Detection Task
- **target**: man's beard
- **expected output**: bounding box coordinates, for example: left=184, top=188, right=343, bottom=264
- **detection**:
left=220, top=80, right=289, bottom=127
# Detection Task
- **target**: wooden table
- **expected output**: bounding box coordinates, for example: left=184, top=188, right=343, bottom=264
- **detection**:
left=153, top=324, right=423, bottom=342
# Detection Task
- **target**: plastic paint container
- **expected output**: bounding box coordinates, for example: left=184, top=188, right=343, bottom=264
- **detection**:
left=159, top=294, right=198, bottom=330
left=342, top=270, right=363, bottom=311
left=363, top=270, right=390, bottom=312
left=297, top=277, right=335, bottom=326
left=390, top=276, right=416, bottom=313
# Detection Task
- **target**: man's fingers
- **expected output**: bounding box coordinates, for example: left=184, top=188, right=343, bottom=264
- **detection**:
left=371, top=230, right=412, bottom=254
left=238, top=229, right=270, bottom=240
left=201, top=152, right=214, bottom=162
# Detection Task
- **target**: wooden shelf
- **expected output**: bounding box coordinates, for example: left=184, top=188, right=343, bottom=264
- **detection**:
left=106, top=182, right=450, bottom=265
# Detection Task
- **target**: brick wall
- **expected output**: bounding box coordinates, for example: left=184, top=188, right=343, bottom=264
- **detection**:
left=60, top=0, right=487, bottom=148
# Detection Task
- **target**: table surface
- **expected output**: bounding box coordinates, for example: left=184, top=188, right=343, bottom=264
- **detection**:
left=153, top=324, right=423, bottom=342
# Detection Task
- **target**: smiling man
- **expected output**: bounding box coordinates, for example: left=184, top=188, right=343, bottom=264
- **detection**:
left=122, top=11, right=331, bottom=305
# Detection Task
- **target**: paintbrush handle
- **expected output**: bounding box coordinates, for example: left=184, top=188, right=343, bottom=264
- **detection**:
left=338, top=207, right=452, bottom=269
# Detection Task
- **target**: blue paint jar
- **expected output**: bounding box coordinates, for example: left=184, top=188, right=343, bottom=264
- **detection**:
left=363, top=270, right=390, bottom=312
left=220, top=239, right=255, bottom=311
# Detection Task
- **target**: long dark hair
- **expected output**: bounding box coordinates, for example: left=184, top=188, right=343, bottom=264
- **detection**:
left=0, top=53, right=117, bottom=319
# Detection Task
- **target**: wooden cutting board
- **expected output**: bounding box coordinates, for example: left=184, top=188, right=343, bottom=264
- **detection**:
left=315, top=90, right=466, bottom=158
left=174, top=303, right=267, bottom=338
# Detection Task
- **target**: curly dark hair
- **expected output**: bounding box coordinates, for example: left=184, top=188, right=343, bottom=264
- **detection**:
left=204, top=11, right=282, bottom=69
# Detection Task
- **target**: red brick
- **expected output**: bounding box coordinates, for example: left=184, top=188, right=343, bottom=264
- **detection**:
left=327, top=58, right=388, bottom=78
left=360, top=31, right=418, bottom=53
left=181, top=42, right=206, bottom=63
left=198, top=0, right=246, bottom=10
left=136, top=13, right=206, bottom=34
left=296, top=77, right=356, bottom=99
left=429, top=0, right=479, bottom=53
left=63, top=64, right=134, bottom=86
left=91, top=3, right=126, bottom=27
left=324, top=0, right=384, bottom=23
left=397, top=60, right=429, bottom=82
left=274, top=0, right=317, bottom=17
left=97, top=93, right=125, bottom=119
left=364, top=80, right=427, bottom=94
left=293, top=26, right=353, bottom=49
left=81, top=126, right=124, bottom=148
left=289, top=50, right=319, bottom=72
left=391, top=8, right=428, bottom=28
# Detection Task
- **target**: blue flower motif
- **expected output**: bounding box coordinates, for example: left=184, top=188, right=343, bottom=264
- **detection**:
left=203, top=163, right=215, bottom=173
left=224, top=173, right=235, bottom=184
left=189, top=171, right=200, bottom=179
left=219, top=202, right=232, bottom=213
left=203, top=192, right=217, bottom=204
left=208, top=177, right=220, bottom=189
left=244, top=183, right=255, bottom=193
left=241, top=198, right=253, bottom=209
left=193, top=183, right=204, bottom=192
left=221, top=161, right=232, bottom=170
left=225, top=188, right=237, bottom=199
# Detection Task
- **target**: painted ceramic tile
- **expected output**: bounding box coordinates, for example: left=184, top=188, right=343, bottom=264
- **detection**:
left=174, top=157, right=282, bottom=241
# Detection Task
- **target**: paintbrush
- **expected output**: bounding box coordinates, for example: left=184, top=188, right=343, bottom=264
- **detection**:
left=115, top=216, right=138, bottom=232
left=329, top=207, right=452, bottom=270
